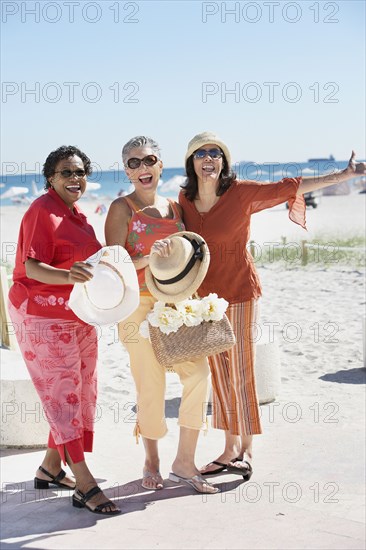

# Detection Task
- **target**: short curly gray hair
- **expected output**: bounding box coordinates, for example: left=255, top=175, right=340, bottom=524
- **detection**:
left=122, top=136, right=161, bottom=165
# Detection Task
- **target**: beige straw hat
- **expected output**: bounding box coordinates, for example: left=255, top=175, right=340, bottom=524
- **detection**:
left=185, top=131, right=231, bottom=166
left=69, top=245, right=139, bottom=325
left=145, top=231, right=210, bottom=303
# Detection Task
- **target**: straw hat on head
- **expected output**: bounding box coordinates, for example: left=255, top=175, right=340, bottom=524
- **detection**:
left=69, top=245, right=139, bottom=325
left=145, top=231, right=210, bottom=303
left=185, top=131, right=231, bottom=167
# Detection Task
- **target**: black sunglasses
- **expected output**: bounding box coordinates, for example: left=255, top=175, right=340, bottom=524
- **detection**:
left=126, top=155, right=158, bottom=170
left=193, top=148, right=223, bottom=160
left=54, top=169, right=86, bottom=178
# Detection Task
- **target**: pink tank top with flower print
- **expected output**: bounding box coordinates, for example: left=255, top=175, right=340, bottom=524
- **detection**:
left=124, top=197, right=185, bottom=295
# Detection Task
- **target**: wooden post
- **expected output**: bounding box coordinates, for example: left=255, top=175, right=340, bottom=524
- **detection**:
left=250, top=240, right=255, bottom=258
left=0, top=266, right=17, bottom=350
left=301, top=240, right=308, bottom=266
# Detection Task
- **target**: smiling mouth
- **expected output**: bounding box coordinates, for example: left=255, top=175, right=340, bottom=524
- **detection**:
left=66, top=185, right=81, bottom=193
left=202, top=165, right=215, bottom=173
left=138, top=175, right=153, bottom=184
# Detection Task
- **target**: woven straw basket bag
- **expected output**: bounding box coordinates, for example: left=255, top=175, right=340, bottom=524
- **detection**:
left=149, top=313, right=236, bottom=368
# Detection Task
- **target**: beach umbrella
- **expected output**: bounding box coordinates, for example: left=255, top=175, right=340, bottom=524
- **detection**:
left=86, top=181, right=101, bottom=191
left=302, top=168, right=317, bottom=175
left=0, top=186, right=29, bottom=199
left=31, top=180, right=45, bottom=197
left=160, top=175, right=186, bottom=194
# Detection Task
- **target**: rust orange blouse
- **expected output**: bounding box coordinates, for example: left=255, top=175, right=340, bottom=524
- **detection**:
left=179, top=178, right=306, bottom=304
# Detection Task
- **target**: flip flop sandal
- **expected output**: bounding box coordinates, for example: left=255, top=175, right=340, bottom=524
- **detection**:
left=142, top=470, right=164, bottom=490
left=34, top=465, right=76, bottom=490
left=169, top=472, right=220, bottom=494
left=72, top=486, right=121, bottom=515
left=226, top=458, right=253, bottom=481
left=201, top=461, right=228, bottom=476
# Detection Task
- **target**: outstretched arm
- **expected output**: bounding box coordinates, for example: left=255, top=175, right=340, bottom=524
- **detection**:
left=297, top=151, right=365, bottom=195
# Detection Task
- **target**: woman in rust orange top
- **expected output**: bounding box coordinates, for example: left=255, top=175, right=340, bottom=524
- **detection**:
left=179, top=131, right=365, bottom=480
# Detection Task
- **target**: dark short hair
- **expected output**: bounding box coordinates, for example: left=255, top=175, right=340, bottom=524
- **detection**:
left=181, top=152, right=237, bottom=201
left=42, top=145, right=92, bottom=189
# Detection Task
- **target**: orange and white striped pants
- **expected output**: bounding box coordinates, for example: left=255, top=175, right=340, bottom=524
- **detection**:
left=209, top=299, right=262, bottom=436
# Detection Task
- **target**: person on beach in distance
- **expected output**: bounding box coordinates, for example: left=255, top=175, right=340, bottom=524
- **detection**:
left=104, top=136, right=219, bottom=494
left=179, top=131, right=366, bottom=480
left=8, top=146, right=121, bottom=515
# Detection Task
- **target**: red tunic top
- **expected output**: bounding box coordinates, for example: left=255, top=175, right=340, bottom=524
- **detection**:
left=179, top=178, right=306, bottom=304
left=9, top=188, right=101, bottom=320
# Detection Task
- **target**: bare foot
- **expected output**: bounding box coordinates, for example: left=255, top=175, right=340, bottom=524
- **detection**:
left=227, top=456, right=252, bottom=474
left=169, top=472, right=219, bottom=494
left=170, top=460, right=219, bottom=494
left=142, top=468, right=164, bottom=490
left=226, top=455, right=253, bottom=479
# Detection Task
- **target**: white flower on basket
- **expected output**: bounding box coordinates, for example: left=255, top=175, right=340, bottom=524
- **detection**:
left=175, top=299, right=203, bottom=327
left=145, top=294, right=229, bottom=336
left=200, top=293, right=229, bottom=322
left=147, top=302, right=184, bottom=335
left=139, top=320, right=150, bottom=339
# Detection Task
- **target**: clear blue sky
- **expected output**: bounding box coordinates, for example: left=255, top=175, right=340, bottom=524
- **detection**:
left=1, top=0, right=365, bottom=173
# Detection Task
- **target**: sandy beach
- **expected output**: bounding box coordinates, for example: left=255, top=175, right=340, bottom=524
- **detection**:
left=0, top=191, right=365, bottom=549
left=1, top=190, right=365, bottom=261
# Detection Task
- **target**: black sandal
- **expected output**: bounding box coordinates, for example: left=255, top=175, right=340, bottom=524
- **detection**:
left=72, top=486, right=121, bottom=515
left=201, top=461, right=228, bottom=476
left=226, top=458, right=253, bottom=481
left=34, top=466, right=76, bottom=490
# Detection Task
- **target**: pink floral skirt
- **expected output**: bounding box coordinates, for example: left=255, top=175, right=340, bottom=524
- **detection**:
left=8, top=300, right=98, bottom=464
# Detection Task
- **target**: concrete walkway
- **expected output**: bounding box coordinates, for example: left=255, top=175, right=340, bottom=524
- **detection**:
left=1, top=373, right=365, bottom=550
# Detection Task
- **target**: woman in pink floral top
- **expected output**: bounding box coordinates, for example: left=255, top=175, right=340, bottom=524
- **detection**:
left=8, top=146, right=120, bottom=515
left=105, top=136, right=218, bottom=494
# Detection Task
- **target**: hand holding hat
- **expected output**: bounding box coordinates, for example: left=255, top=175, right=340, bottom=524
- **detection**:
left=68, top=261, right=94, bottom=283
left=150, top=238, right=172, bottom=257
left=145, top=231, right=210, bottom=303
left=69, top=245, right=139, bottom=325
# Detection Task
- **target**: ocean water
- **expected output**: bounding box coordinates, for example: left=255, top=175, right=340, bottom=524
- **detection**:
left=0, top=159, right=352, bottom=207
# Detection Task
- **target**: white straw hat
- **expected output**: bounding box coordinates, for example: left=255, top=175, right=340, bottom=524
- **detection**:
left=145, top=231, right=210, bottom=303
left=185, top=131, right=231, bottom=167
left=69, top=245, right=139, bottom=325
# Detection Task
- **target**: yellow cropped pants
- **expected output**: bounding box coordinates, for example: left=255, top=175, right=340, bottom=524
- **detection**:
left=119, top=296, right=210, bottom=440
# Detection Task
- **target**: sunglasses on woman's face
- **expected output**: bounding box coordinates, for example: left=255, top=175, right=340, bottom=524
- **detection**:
left=54, top=169, right=86, bottom=178
left=126, top=154, right=158, bottom=170
left=193, top=148, right=223, bottom=160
